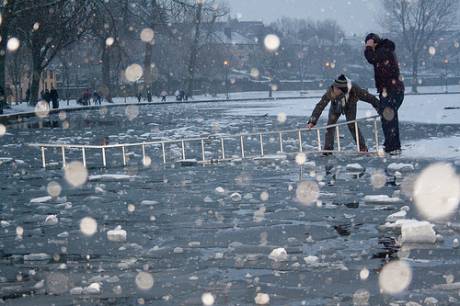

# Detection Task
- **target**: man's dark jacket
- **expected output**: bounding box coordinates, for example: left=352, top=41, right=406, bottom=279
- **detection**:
left=308, top=83, right=380, bottom=125
left=364, top=39, right=404, bottom=94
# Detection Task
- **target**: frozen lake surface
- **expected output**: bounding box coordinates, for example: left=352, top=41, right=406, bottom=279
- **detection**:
left=0, top=96, right=460, bottom=305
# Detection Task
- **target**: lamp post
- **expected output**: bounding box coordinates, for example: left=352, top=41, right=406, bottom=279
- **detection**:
left=324, top=61, right=330, bottom=80
left=444, top=58, right=449, bottom=93
left=224, top=60, right=229, bottom=100
left=298, top=50, right=305, bottom=93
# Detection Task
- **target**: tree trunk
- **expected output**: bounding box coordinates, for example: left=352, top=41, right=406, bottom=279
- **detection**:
left=186, top=2, right=203, bottom=98
left=143, top=42, right=153, bottom=90
left=29, top=43, right=44, bottom=104
left=144, top=0, right=158, bottom=91
left=411, top=54, right=418, bottom=93
left=30, top=69, right=42, bottom=104
left=102, top=43, right=112, bottom=101
left=0, top=24, right=9, bottom=112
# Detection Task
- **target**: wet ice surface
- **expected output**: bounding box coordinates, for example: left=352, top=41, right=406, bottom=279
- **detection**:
left=1, top=100, right=460, bottom=305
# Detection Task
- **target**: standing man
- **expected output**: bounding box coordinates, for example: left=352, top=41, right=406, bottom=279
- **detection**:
left=44, top=89, right=51, bottom=104
left=307, top=74, right=380, bottom=154
left=50, top=86, right=59, bottom=109
left=364, top=33, right=405, bottom=155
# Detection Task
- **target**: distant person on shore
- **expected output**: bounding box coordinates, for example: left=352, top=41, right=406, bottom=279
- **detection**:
left=307, top=74, right=380, bottom=154
left=180, top=90, right=187, bottom=101
left=50, top=86, right=59, bottom=109
left=93, top=91, right=102, bottom=105
left=175, top=89, right=182, bottom=101
left=25, top=88, right=30, bottom=104
left=160, top=90, right=167, bottom=102
left=137, top=92, right=142, bottom=103
left=364, top=33, right=405, bottom=155
left=147, top=90, right=152, bottom=103
left=43, top=89, right=51, bottom=104
left=82, top=88, right=92, bottom=105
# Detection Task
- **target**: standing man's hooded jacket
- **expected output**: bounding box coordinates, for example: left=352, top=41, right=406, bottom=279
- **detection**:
left=364, top=38, right=404, bottom=94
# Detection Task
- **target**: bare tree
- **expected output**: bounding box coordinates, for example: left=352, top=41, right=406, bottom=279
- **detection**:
left=6, top=45, right=31, bottom=103
left=381, top=0, right=459, bottom=92
left=184, top=0, right=228, bottom=97
left=16, top=0, right=92, bottom=103
left=0, top=0, right=65, bottom=110
left=128, top=0, right=172, bottom=92
left=89, top=1, right=121, bottom=101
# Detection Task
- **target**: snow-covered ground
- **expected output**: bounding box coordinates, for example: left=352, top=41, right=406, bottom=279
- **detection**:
left=225, top=92, right=460, bottom=125
left=2, top=85, right=460, bottom=119
left=404, top=136, right=460, bottom=160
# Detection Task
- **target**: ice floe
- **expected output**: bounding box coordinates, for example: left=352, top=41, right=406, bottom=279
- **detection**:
left=346, top=163, right=364, bottom=172
left=387, top=163, right=414, bottom=172
left=401, top=220, right=437, bottom=244
left=268, top=248, right=288, bottom=262
left=364, top=195, right=402, bottom=204
left=30, top=196, right=53, bottom=204
left=107, top=226, right=127, bottom=242
left=24, top=253, right=51, bottom=261
left=89, top=174, right=136, bottom=181
left=44, top=215, right=58, bottom=226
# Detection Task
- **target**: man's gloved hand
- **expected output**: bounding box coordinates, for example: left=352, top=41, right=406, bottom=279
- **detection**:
left=307, top=122, right=315, bottom=129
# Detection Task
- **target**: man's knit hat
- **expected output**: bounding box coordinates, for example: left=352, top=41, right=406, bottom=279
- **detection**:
left=333, top=74, right=348, bottom=89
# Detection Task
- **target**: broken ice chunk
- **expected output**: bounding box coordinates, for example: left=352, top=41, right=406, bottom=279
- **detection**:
left=215, top=186, right=225, bottom=194
left=230, top=193, right=242, bottom=202
left=303, top=255, right=319, bottom=265
left=30, top=196, right=53, bottom=204
left=24, top=253, right=51, bottom=261
left=140, top=200, right=158, bottom=206
left=386, top=210, right=407, bottom=222
left=387, top=163, right=414, bottom=172
left=83, top=283, right=101, bottom=295
left=269, top=248, right=288, bottom=262
left=364, top=195, right=402, bottom=204
left=107, top=226, right=127, bottom=242
left=401, top=221, right=436, bottom=244
left=44, top=215, right=58, bottom=226
left=70, top=287, right=83, bottom=295
left=346, top=163, right=364, bottom=172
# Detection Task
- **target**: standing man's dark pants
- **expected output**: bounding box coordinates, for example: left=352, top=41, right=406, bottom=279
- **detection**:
left=379, top=92, right=404, bottom=152
left=324, top=104, right=367, bottom=152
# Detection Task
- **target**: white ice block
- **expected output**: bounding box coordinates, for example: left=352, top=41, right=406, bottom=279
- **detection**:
left=269, top=248, right=288, bottom=262
left=401, top=221, right=436, bottom=244
left=107, top=226, right=127, bottom=242
left=387, top=163, right=414, bottom=172
left=364, top=195, right=402, bottom=204
left=346, top=163, right=365, bottom=172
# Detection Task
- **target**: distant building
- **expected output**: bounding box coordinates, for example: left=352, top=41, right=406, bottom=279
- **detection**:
left=208, top=19, right=266, bottom=68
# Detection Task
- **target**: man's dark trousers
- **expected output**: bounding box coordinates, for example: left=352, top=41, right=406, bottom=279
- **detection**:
left=379, top=92, right=404, bottom=152
left=324, top=106, right=367, bottom=152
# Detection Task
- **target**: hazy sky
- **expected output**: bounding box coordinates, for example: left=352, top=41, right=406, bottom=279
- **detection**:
left=228, top=0, right=383, bottom=35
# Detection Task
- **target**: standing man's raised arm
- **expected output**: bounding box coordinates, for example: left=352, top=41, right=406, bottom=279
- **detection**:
left=364, top=45, right=377, bottom=64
